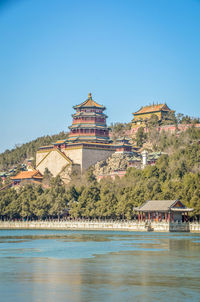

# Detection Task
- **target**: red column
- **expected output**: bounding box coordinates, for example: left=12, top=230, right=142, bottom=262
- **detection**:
left=141, top=212, right=143, bottom=222
left=165, top=212, right=167, bottom=222
left=171, top=213, right=173, bottom=222
left=148, top=212, right=150, bottom=221
left=168, top=213, right=171, bottom=222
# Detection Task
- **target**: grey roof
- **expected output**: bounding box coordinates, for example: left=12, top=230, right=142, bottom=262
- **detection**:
left=137, top=200, right=183, bottom=212
left=171, top=208, right=193, bottom=212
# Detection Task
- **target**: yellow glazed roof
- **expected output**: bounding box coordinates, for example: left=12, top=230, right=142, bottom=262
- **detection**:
left=74, top=93, right=105, bottom=109
left=134, top=104, right=171, bottom=115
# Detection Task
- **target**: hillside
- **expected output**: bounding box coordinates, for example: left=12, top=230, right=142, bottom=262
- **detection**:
left=0, top=131, right=68, bottom=170
left=0, top=126, right=200, bottom=220
left=1, top=111, right=199, bottom=172
left=0, top=123, right=131, bottom=172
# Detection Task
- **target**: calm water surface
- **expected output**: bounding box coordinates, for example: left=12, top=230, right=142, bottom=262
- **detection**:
left=0, top=230, right=200, bottom=302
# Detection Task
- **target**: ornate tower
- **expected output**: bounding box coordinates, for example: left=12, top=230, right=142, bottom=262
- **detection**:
left=36, top=93, right=115, bottom=178
left=67, top=93, right=111, bottom=144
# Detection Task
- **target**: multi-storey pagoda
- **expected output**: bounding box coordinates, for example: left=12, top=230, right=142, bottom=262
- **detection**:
left=36, top=93, right=115, bottom=180
left=67, top=93, right=111, bottom=144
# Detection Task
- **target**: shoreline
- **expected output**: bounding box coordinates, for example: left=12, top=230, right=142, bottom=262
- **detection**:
left=0, top=220, right=200, bottom=232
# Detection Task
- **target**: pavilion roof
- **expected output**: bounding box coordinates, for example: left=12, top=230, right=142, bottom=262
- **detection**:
left=73, top=93, right=105, bottom=109
left=133, top=104, right=172, bottom=115
left=11, top=170, right=43, bottom=180
left=135, top=199, right=192, bottom=212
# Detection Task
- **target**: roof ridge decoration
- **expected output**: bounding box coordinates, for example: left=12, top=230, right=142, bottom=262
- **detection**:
left=133, top=103, right=172, bottom=115
left=73, top=93, right=105, bottom=109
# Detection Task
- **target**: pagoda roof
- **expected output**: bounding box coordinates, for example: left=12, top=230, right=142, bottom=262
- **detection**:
left=66, top=142, right=114, bottom=147
left=69, top=124, right=108, bottom=130
left=133, top=104, right=172, bottom=115
left=11, top=170, right=43, bottom=180
left=116, top=137, right=131, bottom=143
left=67, top=136, right=111, bottom=142
left=73, top=93, right=105, bottom=110
left=52, top=139, right=67, bottom=145
left=72, top=111, right=107, bottom=118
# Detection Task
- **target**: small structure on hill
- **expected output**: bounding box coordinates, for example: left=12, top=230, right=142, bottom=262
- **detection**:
left=94, top=148, right=167, bottom=180
left=140, top=150, right=167, bottom=168
left=11, top=169, right=43, bottom=186
left=115, top=137, right=133, bottom=153
left=134, top=200, right=193, bottom=223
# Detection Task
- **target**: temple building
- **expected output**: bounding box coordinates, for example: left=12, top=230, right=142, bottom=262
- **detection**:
left=36, top=93, right=115, bottom=182
left=131, top=103, right=174, bottom=134
left=68, top=92, right=111, bottom=144
left=115, top=137, right=133, bottom=153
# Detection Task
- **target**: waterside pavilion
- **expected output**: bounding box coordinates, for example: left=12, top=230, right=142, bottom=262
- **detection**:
left=134, top=200, right=193, bottom=223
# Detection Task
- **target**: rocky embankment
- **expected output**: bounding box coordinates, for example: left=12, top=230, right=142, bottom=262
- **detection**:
left=93, top=152, right=140, bottom=177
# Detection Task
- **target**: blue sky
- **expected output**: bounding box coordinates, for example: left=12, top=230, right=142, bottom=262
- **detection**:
left=0, top=0, right=200, bottom=152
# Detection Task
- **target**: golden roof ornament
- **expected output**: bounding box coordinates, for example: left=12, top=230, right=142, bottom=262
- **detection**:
left=88, top=92, right=92, bottom=98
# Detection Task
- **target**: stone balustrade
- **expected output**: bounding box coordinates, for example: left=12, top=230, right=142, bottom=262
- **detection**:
left=0, top=220, right=199, bottom=232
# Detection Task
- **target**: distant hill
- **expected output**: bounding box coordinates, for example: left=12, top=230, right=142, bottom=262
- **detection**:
left=0, top=115, right=199, bottom=172
left=0, top=122, right=132, bottom=171
left=0, top=131, right=68, bottom=170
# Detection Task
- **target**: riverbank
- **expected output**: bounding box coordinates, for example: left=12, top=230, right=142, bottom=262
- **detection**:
left=0, top=220, right=200, bottom=232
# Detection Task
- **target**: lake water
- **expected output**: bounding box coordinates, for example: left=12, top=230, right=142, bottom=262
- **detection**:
left=0, top=230, right=200, bottom=302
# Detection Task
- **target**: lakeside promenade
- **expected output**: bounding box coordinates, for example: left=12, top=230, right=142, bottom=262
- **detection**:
left=0, top=220, right=200, bottom=232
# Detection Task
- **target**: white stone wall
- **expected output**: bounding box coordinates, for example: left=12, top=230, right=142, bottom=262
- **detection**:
left=82, top=148, right=114, bottom=171
left=36, top=151, right=49, bottom=167
left=64, top=147, right=83, bottom=166
left=64, top=146, right=114, bottom=171
left=0, top=221, right=199, bottom=232
left=36, top=150, right=71, bottom=177
left=190, top=223, right=200, bottom=232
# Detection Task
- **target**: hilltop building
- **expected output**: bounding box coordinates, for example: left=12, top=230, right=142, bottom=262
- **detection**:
left=68, top=92, right=111, bottom=144
left=36, top=93, right=115, bottom=182
left=130, top=103, right=200, bottom=136
left=131, top=103, right=174, bottom=134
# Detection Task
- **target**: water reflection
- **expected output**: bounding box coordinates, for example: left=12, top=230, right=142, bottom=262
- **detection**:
left=0, top=230, right=200, bottom=302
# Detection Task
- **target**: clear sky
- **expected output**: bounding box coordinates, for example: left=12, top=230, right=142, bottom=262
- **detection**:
left=0, top=0, right=200, bottom=153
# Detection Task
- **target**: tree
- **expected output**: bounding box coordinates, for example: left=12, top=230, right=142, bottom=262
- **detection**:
left=147, top=114, right=159, bottom=128
left=136, top=127, right=147, bottom=147
left=78, top=185, right=100, bottom=219
left=42, top=168, right=53, bottom=186
left=48, top=176, right=68, bottom=219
